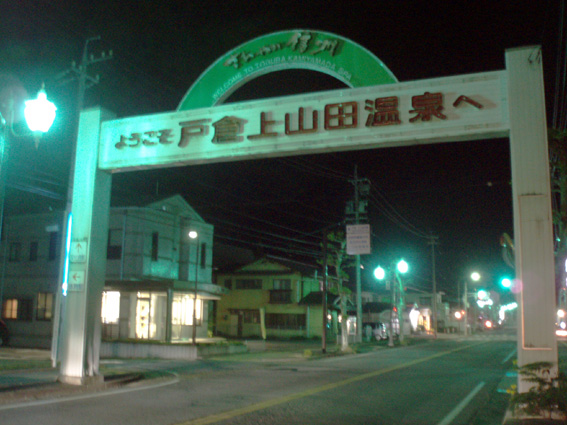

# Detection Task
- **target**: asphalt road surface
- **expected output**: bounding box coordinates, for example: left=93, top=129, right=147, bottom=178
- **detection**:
left=0, top=334, right=522, bottom=425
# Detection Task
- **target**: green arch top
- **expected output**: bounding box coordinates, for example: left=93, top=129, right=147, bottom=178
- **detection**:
left=177, top=29, right=398, bottom=111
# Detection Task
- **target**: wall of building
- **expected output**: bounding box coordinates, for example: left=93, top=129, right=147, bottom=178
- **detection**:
left=0, top=197, right=217, bottom=348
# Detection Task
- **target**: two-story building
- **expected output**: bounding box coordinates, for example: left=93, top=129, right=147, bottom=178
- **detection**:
left=0, top=194, right=225, bottom=348
left=215, top=256, right=330, bottom=339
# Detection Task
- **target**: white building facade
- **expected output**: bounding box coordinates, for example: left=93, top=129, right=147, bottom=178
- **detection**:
left=0, top=195, right=224, bottom=348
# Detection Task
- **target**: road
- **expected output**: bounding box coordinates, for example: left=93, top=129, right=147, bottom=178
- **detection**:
left=0, top=333, right=524, bottom=425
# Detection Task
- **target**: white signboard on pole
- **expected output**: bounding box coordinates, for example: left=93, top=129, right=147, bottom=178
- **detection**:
left=346, top=224, right=371, bottom=255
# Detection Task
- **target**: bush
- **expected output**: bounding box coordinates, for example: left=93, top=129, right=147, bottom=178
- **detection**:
left=509, top=362, right=567, bottom=419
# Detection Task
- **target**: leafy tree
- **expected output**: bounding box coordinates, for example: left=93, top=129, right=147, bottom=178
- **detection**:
left=509, top=361, right=567, bottom=419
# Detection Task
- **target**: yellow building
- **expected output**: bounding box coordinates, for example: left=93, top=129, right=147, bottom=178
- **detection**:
left=216, top=256, right=326, bottom=339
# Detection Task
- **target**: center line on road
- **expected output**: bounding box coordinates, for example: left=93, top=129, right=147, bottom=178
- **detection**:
left=436, top=382, right=486, bottom=425
left=178, top=341, right=489, bottom=425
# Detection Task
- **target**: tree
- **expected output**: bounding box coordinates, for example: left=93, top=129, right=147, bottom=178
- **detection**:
left=549, top=128, right=567, bottom=304
left=319, top=230, right=354, bottom=352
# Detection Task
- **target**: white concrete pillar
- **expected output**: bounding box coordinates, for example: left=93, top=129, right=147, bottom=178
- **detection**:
left=58, top=107, right=113, bottom=385
left=506, top=46, right=558, bottom=391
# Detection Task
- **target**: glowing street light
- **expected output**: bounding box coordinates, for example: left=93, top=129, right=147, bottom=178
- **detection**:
left=24, top=85, right=57, bottom=133
left=373, top=259, right=409, bottom=347
left=397, top=259, right=409, bottom=274
left=373, top=265, right=385, bottom=280
left=501, top=277, right=513, bottom=289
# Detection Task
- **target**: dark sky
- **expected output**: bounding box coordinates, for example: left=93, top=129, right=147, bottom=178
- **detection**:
left=1, top=0, right=564, bottom=297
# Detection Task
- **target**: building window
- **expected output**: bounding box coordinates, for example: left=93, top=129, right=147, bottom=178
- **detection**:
left=151, top=232, right=159, bottom=261
left=235, top=279, right=262, bottom=290
left=36, top=292, right=53, bottom=321
left=200, top=242, right=206, bottom=268
left=273, top=279, right=291, bottom=290
left=107, top=229, right=122, bottom=260
left=9, top=243, right=21, bottom=262
left=265, top=313, right=306, bottom=330
left=224, top=279, right=232, bottom=290
left=229, top=309, right=260, bottom=324
left=29, top=241, right=38, bottom=261
left=269, top=290, right=292, bottom=304
left=2, top=298, right=32, bottom=321
left=48, top=232, right=59, bottom=261
left=2, top=299, right=18, bottom=319
left=101, top=291, right=120, bottom=324
left=171, top=294, right=202, bottom=326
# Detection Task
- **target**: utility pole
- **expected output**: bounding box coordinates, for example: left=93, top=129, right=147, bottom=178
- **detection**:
left=348, top=166, right=370, bottom=343
left=51, top=37, right=113, bottom=368
left=321, top=228, right=328, bottom=354
left=428, top=234, right=439, bottom=338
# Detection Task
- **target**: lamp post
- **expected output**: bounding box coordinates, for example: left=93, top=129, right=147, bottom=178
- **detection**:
left=0, top=85, right=55, bottom=318
left=464, top=271, right=481, bottom=336
left=189, top=230, right=199, bottom=345
left=0, top=84, right=56, bottom=238
left=374, top=259, right=409, bottom=347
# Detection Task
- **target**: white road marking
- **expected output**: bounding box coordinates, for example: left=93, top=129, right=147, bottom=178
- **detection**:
left=436, top=381, right=486, bottom=425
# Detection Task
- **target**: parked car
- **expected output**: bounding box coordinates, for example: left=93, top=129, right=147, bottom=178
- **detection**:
left=0, top=319, right=9, bottom=346
left=363, top=322, right=389, bottom=341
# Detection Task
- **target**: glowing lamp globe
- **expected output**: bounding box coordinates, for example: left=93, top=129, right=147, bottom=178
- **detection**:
left=397, top=259, right=409, bottom=274
left=24, top=88, right=56, bottom=133
left=373, top=266, right=385, bottom=280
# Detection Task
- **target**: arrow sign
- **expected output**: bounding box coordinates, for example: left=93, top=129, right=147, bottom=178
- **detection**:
left=68, top=270, right=85, bottom=291
left=70, top=240, right=88, bottom=263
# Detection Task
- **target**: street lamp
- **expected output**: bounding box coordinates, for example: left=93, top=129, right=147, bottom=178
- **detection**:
left=374, top=259, right=409, bottom=347
left=189, top=230, right=199, bottom=345
left=463, top=271, right=481, bottom=336
left=0, top=84, right=56, bottom=319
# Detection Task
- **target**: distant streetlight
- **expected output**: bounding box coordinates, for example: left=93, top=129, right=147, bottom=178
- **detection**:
left=189, top=230, right=199, bottom=345
left=463, top=271, right=481, bottom=336
left=373, top=259, right=409, bottom=347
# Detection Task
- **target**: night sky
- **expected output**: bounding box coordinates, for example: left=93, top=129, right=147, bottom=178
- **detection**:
left=1, top=1, right=563, bottom=298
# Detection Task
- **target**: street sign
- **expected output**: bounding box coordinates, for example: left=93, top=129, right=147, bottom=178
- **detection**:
left=70, top=240, right=88, bottom=263
left=346, top=224, right=371, bottom=255
left=68, top=270, right=85, bottom=291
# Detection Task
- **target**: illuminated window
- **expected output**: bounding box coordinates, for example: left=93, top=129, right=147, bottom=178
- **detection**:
left=172, top=293, right=202, bottom=325
left=101, top=291, right=121, bottom=324
left=2, top=299, right=18, bottom=319
left=1, top=298, right=32, bottom=321
left=36, top=292, right=53, bottom=321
